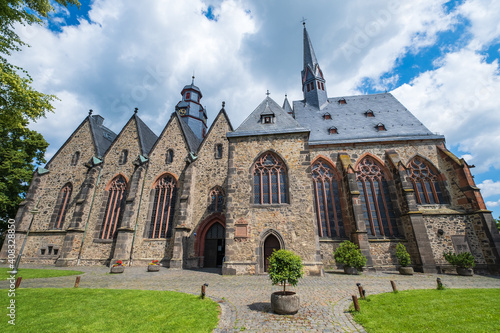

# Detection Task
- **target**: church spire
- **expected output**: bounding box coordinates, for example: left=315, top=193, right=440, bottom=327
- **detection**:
left=301, top=24, right=327, bottom=109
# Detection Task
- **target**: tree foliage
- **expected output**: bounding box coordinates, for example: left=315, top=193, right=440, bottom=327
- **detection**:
left=395, top=243, right=411, bottom=267
left=268, top=249, right=304, bottom=293
left=333, top=240, right=367, bottom=270
left=0, top=0, right=80, bottom=226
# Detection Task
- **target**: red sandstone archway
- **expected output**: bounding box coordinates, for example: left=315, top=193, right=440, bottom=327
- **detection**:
left=195, top=213, right=225, bottom=267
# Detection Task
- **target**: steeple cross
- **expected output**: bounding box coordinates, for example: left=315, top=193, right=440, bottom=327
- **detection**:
left=301, top=17, right=307, bottom=26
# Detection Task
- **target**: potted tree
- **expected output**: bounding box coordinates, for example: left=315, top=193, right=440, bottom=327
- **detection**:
left=396, top=243, right=414, bottom=275
left=268, top=249, right=304, bottom=315
left=333, top=240, right=367, bottom=275
left=443, top=251, right=475, bottom=276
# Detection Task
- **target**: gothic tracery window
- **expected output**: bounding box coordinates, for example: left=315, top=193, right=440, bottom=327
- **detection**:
left=356, top=157, right=398, bottom=237
left=53, top=183, right=72, bottom=229
left=149, top=174, right=177, bottom=238
left=407, top=157, right=445, bottom=204
left=253, top=152, right=288, bottom=205
left=208, top=186, right=225, bottom=212
left=100, top=175, right=127, bottom=239
left=312, top=159, right=345, bottom=238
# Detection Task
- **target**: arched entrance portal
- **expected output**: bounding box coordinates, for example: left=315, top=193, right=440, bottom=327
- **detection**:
left=264, top=234, right=281, bottom=272
left=203, top=222, right=225, bottom=268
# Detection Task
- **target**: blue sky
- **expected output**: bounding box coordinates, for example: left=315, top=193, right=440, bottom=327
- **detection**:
left=13, top=0, right=500, bottom=219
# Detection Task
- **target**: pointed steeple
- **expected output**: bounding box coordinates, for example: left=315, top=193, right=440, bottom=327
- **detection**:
left=301, top=24, right=327, bottom=109
left=282, top=94, right=293, bottom=116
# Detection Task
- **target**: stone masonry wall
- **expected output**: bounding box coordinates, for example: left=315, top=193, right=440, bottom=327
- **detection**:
left=225, top=132, right=322, bottom=275
left=14, top=120, right=96, bottom=261
left=79, top=117, right=143, bottom=263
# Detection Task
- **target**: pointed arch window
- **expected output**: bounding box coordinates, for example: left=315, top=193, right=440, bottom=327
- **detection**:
left=100, top=176, right=127, bottom=239
left=52, top=183, right=72, bottom=229
left=356, top=157, right=399, bottom=237
left=312, top=160, right=345, bottom=238
left=253, top=152, right=288, bottom=205
left=208, top=186, right=225, bottom=212
left=149, top=174, right=177, bottom=238
left=407, top=157, right=446, bottom=204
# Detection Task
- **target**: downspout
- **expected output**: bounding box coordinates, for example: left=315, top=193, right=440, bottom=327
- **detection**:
left=77, top=164, right=102, bottom=265
left=129, top=160, right=148, bottom=266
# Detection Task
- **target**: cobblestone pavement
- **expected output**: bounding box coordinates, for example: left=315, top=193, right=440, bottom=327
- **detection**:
left=1, top=264, right=499, bottom=332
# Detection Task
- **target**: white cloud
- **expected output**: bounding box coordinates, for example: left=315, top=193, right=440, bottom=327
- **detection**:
left=486, top=199, right=500, bottom=208
left=478, top=179, right=500, bottom=198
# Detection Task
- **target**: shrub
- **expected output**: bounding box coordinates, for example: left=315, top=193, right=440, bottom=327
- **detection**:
left=268, top=249, right=304, bottom=293
left=396, top=243, right=411, bottom=267
left=443, top=251, right=475, bottom=269
left=333, top=240, right=367, bottom=270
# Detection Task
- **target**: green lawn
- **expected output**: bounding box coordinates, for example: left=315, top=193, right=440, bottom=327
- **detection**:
left=1, top=288, right=219, bottom=332
left=351, top=288, right=500, bottom=333
left=1, top=268, right=84, bottom=279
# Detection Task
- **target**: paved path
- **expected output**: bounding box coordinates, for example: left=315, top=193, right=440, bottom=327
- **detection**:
left=1, top=265, right=499, bottom=332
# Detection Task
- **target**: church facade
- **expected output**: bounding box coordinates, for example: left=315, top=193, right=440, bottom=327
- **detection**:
left=3, top=26, right=500, bottom=275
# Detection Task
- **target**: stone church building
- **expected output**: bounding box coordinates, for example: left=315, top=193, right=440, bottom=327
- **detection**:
left=3, top=26, right=500, bottom=275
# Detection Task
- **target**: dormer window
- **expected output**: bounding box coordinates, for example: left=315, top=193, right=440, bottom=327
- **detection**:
left=264, top=116, right=272, bottom=123
left=261, top=112, right=275, bottom=124
left=338, top=98, right=347, bottom=105
left=365, top=110, right=375, bottom=117
left=329, top=127, right=338, bottom=134
left=375, top=123, right=386, bottom=131
left=323, top=113, right=331, bottom=120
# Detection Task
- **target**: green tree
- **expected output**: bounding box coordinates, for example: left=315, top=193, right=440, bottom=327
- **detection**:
left=0, top=0, right=80, bottom=230
left=268, top=249, right=304, bottom=293
left=496, top=217, right=500, bottom=232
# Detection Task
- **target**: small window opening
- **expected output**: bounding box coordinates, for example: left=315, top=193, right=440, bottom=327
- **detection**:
left=48, top=246, right=53, bottom=255
left=317, top=81, right=321, bottom=89
left=264, top=116, right=272, bottom=124
left=186, top=92, right=191, bottom=100
left=166, top=149, right=174, bottom=164
left=307, top=83, right=310, bottom=92
left=365, top=110, right=375, bottom=117
left=71, top=151, right=80, bottom=166
left=375, top=123, right=386, bottom=131
left=53, top=249, right=59, bottom=255
left=338, top=98, right=347, bottom=105
left=329, top=127, right=338, bottom=134
left=323, top=113, right=331, bottom=120
left=215, top=144, right=223, bottom=159
left=321, top=82, right=325, bottom=90
left=40, top=249, right=46, bottom=255
left=119, top=149, right=128, bottom=165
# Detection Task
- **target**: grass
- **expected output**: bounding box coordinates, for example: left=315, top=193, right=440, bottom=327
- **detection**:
left=1, top=268, right=84, bottom=279
left=351, top=288, right=500, bottom=333
left=1, top=288, right=219, bottom=332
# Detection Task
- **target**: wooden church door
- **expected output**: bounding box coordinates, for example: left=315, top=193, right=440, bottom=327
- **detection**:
left=203, top=223, right=225, bottom=268
left=264, top=234, right=280, bottom=272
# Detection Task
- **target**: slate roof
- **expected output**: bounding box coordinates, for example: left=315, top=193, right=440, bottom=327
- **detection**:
left=134, top=114, right=158, bottom=156
left=176, top=113, right=202, bottom=152
left=282, top=96, right=293, bottom=115
left=228, top=96, right=309, bottom=138
left=293, top=93, right=444, bottom=145
left=182, top=83, right=202, bottom=97
left=88, top=115, right=117, bottom=158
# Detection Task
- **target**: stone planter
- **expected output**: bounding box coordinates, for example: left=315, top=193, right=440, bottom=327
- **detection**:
left=110, top=265, right=124, bottom=274
left=456, top=267, right=474, bottom=276
left=399, top=266, right=414, bottom=275
left=271, top=291, right=300, bottom=315
left=148, top=265, right=160, bottom=272
left=343, top=266, right=359, bottom=275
